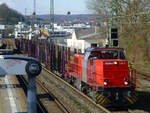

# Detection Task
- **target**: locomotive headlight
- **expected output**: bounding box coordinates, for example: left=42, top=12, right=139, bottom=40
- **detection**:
left=104, top=81, right=107, bottom=86
left=104, top=79, right=108, bottom=86
left=124, top=78, right=128, bottom=85
left=124, top=81, right=128, bottom=85
left=114, top=61, right=118, bottom=65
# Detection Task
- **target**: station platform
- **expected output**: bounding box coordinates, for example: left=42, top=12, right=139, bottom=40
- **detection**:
left=0, top=75, right=27, bottom=113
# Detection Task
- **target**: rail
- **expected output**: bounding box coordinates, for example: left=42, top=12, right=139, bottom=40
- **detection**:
left=42, top=64, right=111, bottom=113
left=36, top=78, right=70, bottom=113
left=17, top=76, right=48, bottom=113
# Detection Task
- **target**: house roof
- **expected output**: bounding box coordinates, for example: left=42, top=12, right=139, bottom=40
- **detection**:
left=75, top=28, right=95, bottom=38
left=74, top=27, right=106, bottom=40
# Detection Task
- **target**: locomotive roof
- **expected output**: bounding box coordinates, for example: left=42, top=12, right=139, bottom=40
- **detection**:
left=85, top=47, right=125, bottom=52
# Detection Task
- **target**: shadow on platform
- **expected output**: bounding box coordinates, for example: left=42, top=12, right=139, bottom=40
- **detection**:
left=37, top=93, right=55, bottom=101
left=0, top=84, right=22, bottom=88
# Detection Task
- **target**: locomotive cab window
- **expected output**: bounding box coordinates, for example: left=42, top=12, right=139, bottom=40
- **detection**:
left=119, top=51, right=126, bottom=59
left=89, top=50, right=126, bottom=60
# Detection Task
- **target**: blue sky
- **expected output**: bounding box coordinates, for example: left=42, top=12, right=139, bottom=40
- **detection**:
left=0, top=0, right=89, bottom=15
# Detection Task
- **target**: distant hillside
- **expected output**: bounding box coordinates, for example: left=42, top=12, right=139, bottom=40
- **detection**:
left=36, top=14, right=102, bottom=24
left=0, top=3, right=25, bottom=25
left=0, top=3, right=101, bottom=25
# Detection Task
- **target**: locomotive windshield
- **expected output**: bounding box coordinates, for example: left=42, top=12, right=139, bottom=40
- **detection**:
left=90, top=50, right=126, bottom=60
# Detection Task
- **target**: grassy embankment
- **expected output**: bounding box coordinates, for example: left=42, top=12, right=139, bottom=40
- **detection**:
left=119, top=31, right=150, bottom=75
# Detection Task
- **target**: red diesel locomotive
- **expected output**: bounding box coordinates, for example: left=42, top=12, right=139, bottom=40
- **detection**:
left=68, top=47, right=137, bottom=106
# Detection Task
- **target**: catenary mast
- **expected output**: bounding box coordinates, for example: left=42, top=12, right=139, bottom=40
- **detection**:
left=50, top=0, right=54, bottom=32
left=110, top=0, right=119, bottom=46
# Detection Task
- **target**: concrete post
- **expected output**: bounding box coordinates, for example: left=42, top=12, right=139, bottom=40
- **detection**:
left=28, top=75, right=37, bottom=113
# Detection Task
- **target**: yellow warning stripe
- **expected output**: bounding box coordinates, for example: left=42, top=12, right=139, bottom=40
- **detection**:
left=96, top=94, right=102, bottom=100
left=96, top=94, right=99, bottom=98
left=101, top=98, right=107, bottom=104
left=131, top=97, right=136, bottom=102
left=127, top=97, right=134, bottom=104
left=133, top=96, right=138, bottom=101
left=98, top=97, right=104, bottom=103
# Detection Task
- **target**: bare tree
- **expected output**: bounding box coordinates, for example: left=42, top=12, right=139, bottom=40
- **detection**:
left=87, top=0, right=150, bottom=61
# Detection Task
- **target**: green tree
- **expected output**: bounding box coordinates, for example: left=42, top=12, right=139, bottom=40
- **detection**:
left=0, top=3, right=25, bottom=25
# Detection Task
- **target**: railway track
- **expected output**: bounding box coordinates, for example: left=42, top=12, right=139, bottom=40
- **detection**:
left=20, top=63, right=149, bottom=113
left=17, top=75, right=69, bottom=113
left=41, top=65, right=146, bottom=113
left=17, top=76, right=47, bottom=113
left=41, top=65, right=111, bottom=113
left=36, top=78, right=70, bottom=113
left=17, top=63, right=135, bottom=113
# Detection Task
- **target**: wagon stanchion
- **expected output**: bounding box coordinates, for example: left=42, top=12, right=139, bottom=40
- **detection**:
left=62, top=47, right=66, bottom=78
left=31, top=41, right=33, bottom=57
left=52, top=44, right=56, bottom=71
left=34, top=41, right=36, bottom=58
left=20, top=39, right=22, bottom=51
left=24, top=40, right=28, bottom=54
left=49, top=44, right=52, bottom=70
left=64, top=47, right=68, bottom=77
left=57, top=46, right=61, bottom=73
left=39, top=41, right=42, bottom=63
left=44, top=41, right=46, bottom=64
left=15, top=39, right=20, bottom=52
left=53, top=45, right=56, bottom=71
left=35, top=41, right=39, bottom=61
left=47, top=43, right=51, bottom=69
left=68, top=47, right=71, bottom=61
left=28, top=40, right=31, bottom=57
left=41, top=41, right=45, bottom=64
left=26, top=40, right=29, bottom=54
left=44, top=41, right=48, bottom=67
left=23, top=40, right=26, bottom=54
left=50, top=44, right=53, bottom=71
left=45, top=42, right=50, bottom=69
left=31, top=40, right=36, bottom=58
left=20, top=40, right=23, bottom=51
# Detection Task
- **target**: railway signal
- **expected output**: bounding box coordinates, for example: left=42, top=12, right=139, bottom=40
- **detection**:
left=110, top=28, right=118, bottom=46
